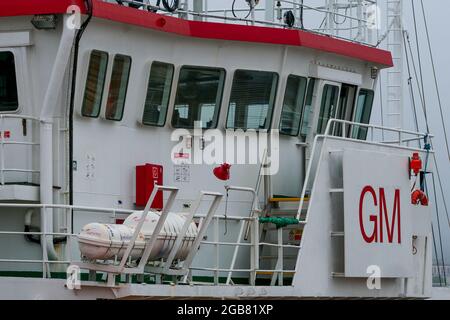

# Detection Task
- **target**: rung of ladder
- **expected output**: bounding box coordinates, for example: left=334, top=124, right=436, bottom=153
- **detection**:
left=269, top=197, right=307, bottom=203
left=256, top=271, right=295, bottom=276
left=332, top=272, right=345, bottom=278
left=260, top=255, right=298, bottom=260
left=329, top=188, right=344, bottom=193
left=331, top=231, right=344, bottom=237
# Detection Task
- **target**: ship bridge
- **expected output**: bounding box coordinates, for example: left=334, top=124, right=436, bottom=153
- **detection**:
left=0, top=0, right=446, bottom=299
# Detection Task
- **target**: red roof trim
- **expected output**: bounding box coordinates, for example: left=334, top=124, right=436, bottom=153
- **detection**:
left=0, top=0, right=393, bottom=67
left=0, top=0, right=87, bottom=17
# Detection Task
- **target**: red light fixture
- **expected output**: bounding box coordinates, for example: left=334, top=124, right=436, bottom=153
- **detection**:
left=213, top=163, right=231, bottom=181
left=409, top=152, right=422, bottom=177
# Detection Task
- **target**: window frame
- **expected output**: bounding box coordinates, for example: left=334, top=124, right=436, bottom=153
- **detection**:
left=317, top=83, right=340, bottom=135
left=105, top=53, right=132, bottom=122
left=142, top=61, right=175, bottom=127
left=171, top=65, right=226, bottom=130
left=279, top=74, right=308, bottom=137
left=0, top=51, right=19, bottom=113
left=226, top=69, right=279, bottom=131
left=299, top=78, right=317, bottom=138
left=81, top=50, right=109, bottom=119
left=352, top=88, right=375, bottom=140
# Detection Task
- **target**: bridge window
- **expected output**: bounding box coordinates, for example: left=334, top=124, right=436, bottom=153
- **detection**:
left=300, top=79, right=316, bottom=137
left=142, top=62, right=174, bottom=127
left=352, top=89, right=375, bottom=140
left=0, top=52, right=18, bottom=112
left=82, top=50, right=108, bottom=118
left=280, top=75, right=308, bottom=136
left=227, top=70, right=278, bottom=130
left=105, top=54, right=132, bottom=121
left=172, top=66, right=225, bottom=129
left=317, top=84, right=339, bottom=134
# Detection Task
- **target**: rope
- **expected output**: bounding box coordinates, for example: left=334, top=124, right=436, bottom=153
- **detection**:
left=405, top=31, right=430, bottom=133
left=432, top=152, right=450, bottom=232
left=232, top=0, right=253, bottom=19
left=411, top=0, right=427, bottom=125
left=419, top=0, right=450, bottom=160
left=402, top=30, right=421, bottom=148
left=411, top=1, right=450, bottom=280
left=431, top=224, right=443, bottom=286
left=431, top=171, right=448, bottom=286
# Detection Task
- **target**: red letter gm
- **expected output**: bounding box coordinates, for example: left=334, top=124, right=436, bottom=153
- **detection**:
left=359, top=186, right=401, bottom=244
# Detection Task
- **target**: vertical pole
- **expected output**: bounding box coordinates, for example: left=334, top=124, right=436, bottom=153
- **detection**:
left=250, top=216, right=259, bottom=286
left=386, top=0, right=404, bottom=131
left=193, top=0, right=203, bottom=21
left=226, top=220, right=246, bottom=285
left=265, top=0, right=275, bottom=22
left=327, top=0, right=336, bottom=36
left=40, top=121, right=58, bottom=262
left=214, top=216, right=219, bottom=285
left=278, top=227, right=283, bottom=286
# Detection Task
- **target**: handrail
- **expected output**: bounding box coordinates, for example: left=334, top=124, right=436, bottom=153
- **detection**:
left=325, top=118, right=433, bottom=140
left=296, top=118, right=434, bottom=221
left=0, top=201, right=299, bottom=285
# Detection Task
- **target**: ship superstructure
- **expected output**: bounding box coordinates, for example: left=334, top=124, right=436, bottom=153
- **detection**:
left=0, top=0, right=446, bottom=299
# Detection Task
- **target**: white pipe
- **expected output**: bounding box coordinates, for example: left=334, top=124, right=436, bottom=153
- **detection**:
left=24, top=209, right=34, bottom=227
left=40, top=15, right=77, bottom=262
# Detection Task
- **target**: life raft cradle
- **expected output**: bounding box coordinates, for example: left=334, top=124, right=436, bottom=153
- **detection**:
left=71, top=185, right=223, bottom=287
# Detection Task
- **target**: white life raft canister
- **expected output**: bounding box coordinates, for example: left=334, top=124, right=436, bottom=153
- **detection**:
left=78, top=211, right=198, bottom=261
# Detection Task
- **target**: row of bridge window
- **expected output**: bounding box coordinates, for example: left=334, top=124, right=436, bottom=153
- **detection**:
left=82, top=50, right=375, bottom=138
left=0, top=49, right=374, bottom=140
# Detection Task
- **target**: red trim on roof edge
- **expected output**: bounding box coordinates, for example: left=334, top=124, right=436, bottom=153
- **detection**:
left=0, top=0, right=87, bottom=17
left=0, top=0, right=393, bottom=67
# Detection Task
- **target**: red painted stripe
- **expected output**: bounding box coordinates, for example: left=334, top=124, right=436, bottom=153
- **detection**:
left=0, top=0, right=393, bottom=67
left=0, top=0, right=87, bottom=17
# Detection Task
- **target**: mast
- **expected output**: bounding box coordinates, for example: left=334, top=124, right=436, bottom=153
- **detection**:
left=385, top=0, right=404, bottom=130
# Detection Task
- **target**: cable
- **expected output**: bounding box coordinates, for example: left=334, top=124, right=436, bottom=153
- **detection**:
left=432, top=153, right=450, bottom=231
left=299, top=0, right=304, bottom=29
left=161, top=0, right=179, bottom=12
left=333, top=7, right=348, bottom=25
left=431, top=171, right=448, bottom=286
left=411, top=0, right=428, bottom=131
left=232, top=0, right=253, bottom=19
left=419, top=0, right=450, bottom=161
left=405, top=32, right=429, bottom=132
left=403, top=30, right=421, bottom=147
left=432, top=224, right=443, bottom=286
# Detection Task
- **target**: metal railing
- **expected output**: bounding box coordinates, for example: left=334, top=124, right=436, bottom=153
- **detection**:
left=328, top=119, right=434, bottom=147
left=103, top=0, right=378, bottom=46
left=0, top=194, right=299, bottom=286
left=296, top=118, right=434, bottom=221
left=0, top=115, right=40, bottom=186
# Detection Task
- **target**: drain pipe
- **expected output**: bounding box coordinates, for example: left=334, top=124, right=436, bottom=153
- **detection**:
left=40, top=14, right=77, bottom=262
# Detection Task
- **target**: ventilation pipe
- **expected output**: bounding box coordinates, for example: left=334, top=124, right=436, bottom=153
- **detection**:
left=40, top=14, right=77, bottom=262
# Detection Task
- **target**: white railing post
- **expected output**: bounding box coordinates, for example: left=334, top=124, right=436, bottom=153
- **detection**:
left=214, top=216, right=219, bottom=285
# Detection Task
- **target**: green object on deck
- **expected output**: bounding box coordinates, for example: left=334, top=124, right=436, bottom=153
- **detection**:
left=259, top=217, right=299, bottom=229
